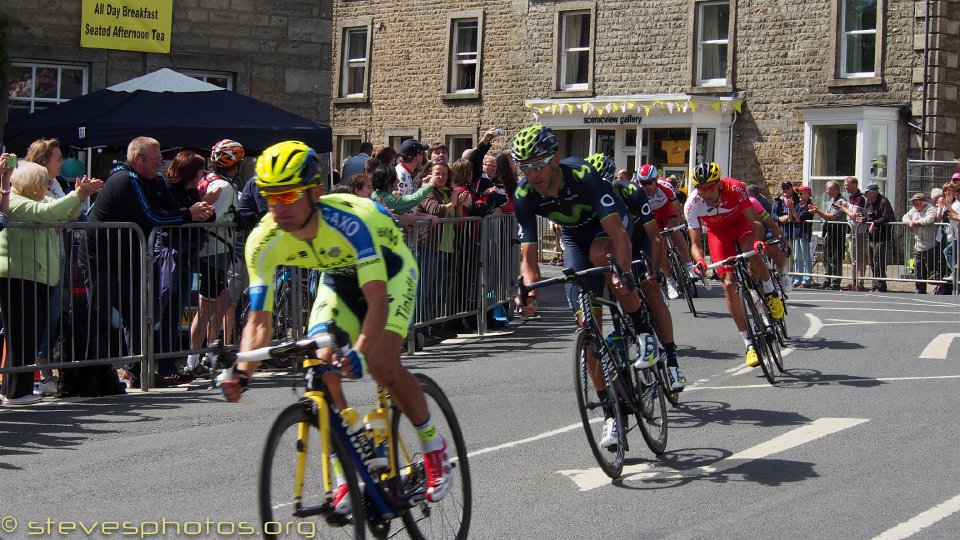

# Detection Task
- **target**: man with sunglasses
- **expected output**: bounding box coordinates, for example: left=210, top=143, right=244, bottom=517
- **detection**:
left=684, top=162, right=785, bottom=368
left=219, top=141, right=453, bottom=507
left=513, top=125, right=659, bottom=449
left=637, top=163, right=698, bottom=300
left=586, top=153, right=686, bottom=392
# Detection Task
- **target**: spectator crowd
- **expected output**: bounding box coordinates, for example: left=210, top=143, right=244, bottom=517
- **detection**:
left=1, top=129, right=958, bottom=408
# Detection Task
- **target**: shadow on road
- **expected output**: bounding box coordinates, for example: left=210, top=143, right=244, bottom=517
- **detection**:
left=665, top=399, right=811, bottom=430
left=775, top=368, right=886, bottom=389
left=0, top=392, right=218, bottom=465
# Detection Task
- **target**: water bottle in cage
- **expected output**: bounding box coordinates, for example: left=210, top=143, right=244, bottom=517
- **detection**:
left=749, top=289, right=770, bottom=327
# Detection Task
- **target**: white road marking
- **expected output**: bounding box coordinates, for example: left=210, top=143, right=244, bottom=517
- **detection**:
left=873, top=492, right=960, bottom=540
left=822, top=319, right=958, bottom=327
left=803, top=313, right=822, bottom=338
left=918, top=333, right=960, bottom=359
left=467, top=421, right=589, bottom=458
left=689, top=374, right=960, bottom=391
left=811, top=307, right=957, bottom=315
left=558, top=418, right=868, bottom=491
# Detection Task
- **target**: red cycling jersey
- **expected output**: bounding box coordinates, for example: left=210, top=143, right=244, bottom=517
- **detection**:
left=683, top=177, right=757, bottom=276
left=646, top=180, right=680, bottom=229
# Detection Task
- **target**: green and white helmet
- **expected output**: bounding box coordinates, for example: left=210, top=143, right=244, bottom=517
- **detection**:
left=511, top=125, right=559, bottom=162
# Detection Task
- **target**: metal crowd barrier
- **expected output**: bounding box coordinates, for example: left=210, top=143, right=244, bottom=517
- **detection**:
left=536, top=215, right=563, bottom=264
left=405, top=214, right=519, bottom=353
left=0, top=214, right=522, bottom=388
left=784, top=221, right=957, bottom=293
left=0, top=221, right=148, bottom=379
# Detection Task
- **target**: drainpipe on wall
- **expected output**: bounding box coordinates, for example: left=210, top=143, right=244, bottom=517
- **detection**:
left=920, top=0, right=930, bottom=159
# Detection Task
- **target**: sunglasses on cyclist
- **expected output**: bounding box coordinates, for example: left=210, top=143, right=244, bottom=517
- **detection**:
left=264, top=187, right=309, bottom=206
left=517, top=156, right=553, bottom=174
left=638, top=178, right=656, bottom=185
left=697, top=182, right=720, bottom=193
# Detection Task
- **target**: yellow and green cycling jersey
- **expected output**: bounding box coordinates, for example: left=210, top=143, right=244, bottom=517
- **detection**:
left=245, top=193, right=419, bottom=339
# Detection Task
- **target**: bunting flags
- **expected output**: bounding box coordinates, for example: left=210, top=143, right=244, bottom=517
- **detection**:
left=524, top=98, right=744, bottom=116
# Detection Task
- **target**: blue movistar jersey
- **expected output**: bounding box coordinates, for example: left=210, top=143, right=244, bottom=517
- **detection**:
left=514, top=157, right=630, bottom=245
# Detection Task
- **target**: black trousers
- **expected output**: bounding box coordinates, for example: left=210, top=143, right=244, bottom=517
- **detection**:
left=914, top=247, right=937, bottom=293
left=0, top=278, right=49, bottom=399
left=822, top=224, right=846, bottom=285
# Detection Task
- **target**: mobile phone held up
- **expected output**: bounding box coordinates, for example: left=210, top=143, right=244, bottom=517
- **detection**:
left=5, top=155, right=15, bottom=168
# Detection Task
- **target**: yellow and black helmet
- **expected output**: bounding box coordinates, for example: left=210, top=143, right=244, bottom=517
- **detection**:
left=691, top=162, right=722, bottom=187
left=511, top=125, right=559, bottom=162
left=254, top=141, right=321, bottom=188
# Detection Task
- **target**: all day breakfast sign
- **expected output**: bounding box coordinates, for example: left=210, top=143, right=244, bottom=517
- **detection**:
left=80, top=0, right=173, bottom=54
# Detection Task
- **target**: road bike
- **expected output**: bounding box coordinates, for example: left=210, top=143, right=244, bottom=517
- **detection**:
left=520, top=257, right=669, bottom=479
left=761, top=238, right=790, bottom=352
left=702, top=247, right=784, bottom=384
left=659, top=223, right=699, bottom=316
left=211, top=327, right=472, bottom=539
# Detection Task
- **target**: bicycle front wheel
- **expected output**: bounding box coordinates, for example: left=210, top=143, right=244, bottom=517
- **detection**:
left=740, top=288, right=776, bottom=385
left=634, top=366, right=668, bottom=454
left=671, top=253, right=698, bottom=316
left=573, top=329, right=624, bottom=478
left=259, top=402, right=365, bottom=539
left=392, top=374, right=472, bottom=540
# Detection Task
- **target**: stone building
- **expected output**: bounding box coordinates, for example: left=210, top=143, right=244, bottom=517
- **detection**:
left=1, top=0, right=332, bottom=156
left=330, top=0, right=960, bottom=209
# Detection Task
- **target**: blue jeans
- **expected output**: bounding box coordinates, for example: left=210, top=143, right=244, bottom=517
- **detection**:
left=792, top=237, right=813, bottom=284
left=944, top=240, right=956, bottom=277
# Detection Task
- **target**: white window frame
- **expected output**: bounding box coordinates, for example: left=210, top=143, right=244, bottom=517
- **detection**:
left=449, top=18, right=479, bottom=94
left=336, top=20, right=373, bottom=102
left=840, top=0, right=877, bottom=78
left=696, top=1, right=730, bottom=87
left=181, top=70, right=234, bottom=90
left=7, top=61, right=88, bottom=115
left=559, top=10, right=592, bottom=92
left=802, top=106, right=899, bottom=208
left=342, top=27, right=368, bottom=97
left=338, top=136, right=362, bottom=170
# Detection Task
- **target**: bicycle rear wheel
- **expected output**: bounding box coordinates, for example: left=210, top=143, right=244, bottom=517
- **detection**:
left=573, top=329, right=624, bottom=478
left=391, top=374, right=472, bottom=540
left=634, top=366, right=668, bottom=454
left=740, top=288, right=777, bottom=385
left=259, top=402, right=365, bottom=539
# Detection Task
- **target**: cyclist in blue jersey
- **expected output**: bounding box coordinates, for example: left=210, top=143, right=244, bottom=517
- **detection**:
left=513, top=125, right=659, bottom=448
left=585, top=153, right=686, bottom=391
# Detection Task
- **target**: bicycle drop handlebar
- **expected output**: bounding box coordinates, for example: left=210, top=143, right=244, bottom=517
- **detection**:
left=518, top=255, right=647, bottom=302
left=659, top=223, right=689, bottom=236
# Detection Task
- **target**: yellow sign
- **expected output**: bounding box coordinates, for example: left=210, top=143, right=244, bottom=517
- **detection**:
left=80, top=0, right=173, bottom=54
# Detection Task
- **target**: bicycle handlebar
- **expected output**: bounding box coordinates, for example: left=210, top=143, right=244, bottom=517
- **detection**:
left=519, top=256, right=647, bottom=299
left=706, top=249, right=758, bottom=271
left=659, top=223, right=689, bottom=236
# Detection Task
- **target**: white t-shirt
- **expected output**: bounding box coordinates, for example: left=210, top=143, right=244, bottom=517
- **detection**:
left=200, top=174, right=237, bottom=257
left=395, top=163, right=416, bottom=196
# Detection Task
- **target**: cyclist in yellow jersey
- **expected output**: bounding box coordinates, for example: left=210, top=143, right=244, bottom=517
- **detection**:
left=219, top=141, right=452, bottom=504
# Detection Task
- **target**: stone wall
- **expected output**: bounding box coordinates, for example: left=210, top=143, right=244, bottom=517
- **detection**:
left=1, top=0, right=332, bottom=142
left=330, top=0, right=957, bottom=192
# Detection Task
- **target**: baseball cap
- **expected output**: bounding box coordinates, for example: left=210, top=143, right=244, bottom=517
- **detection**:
left=781, top=181, right=794, bottom=189
left=931, top=188, right=943, bottom=198
left=911, top=192, right=927, bottom=202
left=952, top=172, right=960, bottom=180
left=400, top=139, right=428, bottom=157
left=796, top=185, right=812, bottom=194
left=865, top=183, right=880, bottom=192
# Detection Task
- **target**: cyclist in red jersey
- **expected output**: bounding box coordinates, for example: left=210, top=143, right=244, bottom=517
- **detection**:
left=684, top=162, right=785, bottom=368
left=637, top=164, right=697, bottom=300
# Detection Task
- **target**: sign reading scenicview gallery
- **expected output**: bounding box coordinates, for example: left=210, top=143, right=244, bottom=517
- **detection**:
left=80, top=0, right=173, bottom=54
